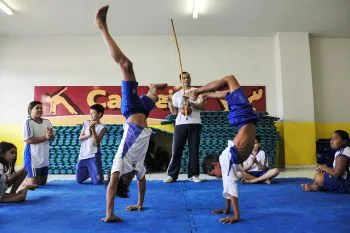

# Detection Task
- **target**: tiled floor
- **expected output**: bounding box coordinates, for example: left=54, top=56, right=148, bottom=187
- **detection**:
left=48, top=167, right=316, bottom=182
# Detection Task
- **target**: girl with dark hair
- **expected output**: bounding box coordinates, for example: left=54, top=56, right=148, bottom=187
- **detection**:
left=23, top=101, right=54, bottom=186
left=239, top=136, right=280, bottom=184
left=0, top=142, right=35, bottom=203
left=302, top=130, right=350, bottom=193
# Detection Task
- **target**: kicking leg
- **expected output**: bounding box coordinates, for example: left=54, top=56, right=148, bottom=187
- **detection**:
left=189, top=75, right=240, bottom=100
left=234, top=124, right=256, bottom=163
left=95, top=5, right=135, bottom=82
left=146, top=83, right=168, bottom=102
left=242, top=168, right=280, bottom=184
left=200, top=91, right=230, bottom=101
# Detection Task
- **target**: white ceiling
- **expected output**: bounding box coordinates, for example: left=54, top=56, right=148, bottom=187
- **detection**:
left=0, top=0, right=350, bottom=37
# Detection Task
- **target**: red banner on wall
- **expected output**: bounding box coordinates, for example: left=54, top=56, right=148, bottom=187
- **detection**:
left=34, top=86, right=266, bottom=119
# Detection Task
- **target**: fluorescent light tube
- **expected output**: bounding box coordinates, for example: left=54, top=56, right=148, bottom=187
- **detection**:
left=0, top=1, right=14, bottom=16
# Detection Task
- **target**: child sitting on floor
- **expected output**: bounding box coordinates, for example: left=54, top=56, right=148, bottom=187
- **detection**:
left=239, top=136, right=280, bottom=184
left=301, top=130, right=350, bottom=194
left=0, top=142, right=35, bottom=203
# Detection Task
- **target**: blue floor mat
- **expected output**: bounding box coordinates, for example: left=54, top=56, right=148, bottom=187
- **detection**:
left=1, top=178, right=350, bottom=233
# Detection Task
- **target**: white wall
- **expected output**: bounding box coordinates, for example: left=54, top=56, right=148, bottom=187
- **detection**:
left=274, top=32, right=314, bottom=121
left=0, top=35, right=276, bottom=124
left=310, top=38, right=350, bottom=123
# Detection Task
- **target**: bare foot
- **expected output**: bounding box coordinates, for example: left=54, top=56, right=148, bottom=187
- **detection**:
left=126, top=204, right=143, bottom=212
left=95, top=5, right=109, bottom=29
left=212, top=208, right=230, bottom=214
left=101, top=215, right=123, bottom=223
left=219, top=215, right=240, bottom=224
left=241, top=178, right=254, bottom=184
left=301, top=184, right=319, bottom=192
left=264, top=179, right=271, bottom=184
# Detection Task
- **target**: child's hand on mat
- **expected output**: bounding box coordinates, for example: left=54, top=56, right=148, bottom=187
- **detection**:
left=126, top=204, right=143, bottom=211
left=101, top=215, right=122, bottom=223
left=212, top=208, right=230, bottom=214
left=219, top=216, right=240, bottom=224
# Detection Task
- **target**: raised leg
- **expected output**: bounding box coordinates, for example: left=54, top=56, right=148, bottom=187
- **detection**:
left=95, top=5, right=135, bottom=82
left=146, top=83, right=168, bottom=102
left=189, top=75, right=240, bottom=100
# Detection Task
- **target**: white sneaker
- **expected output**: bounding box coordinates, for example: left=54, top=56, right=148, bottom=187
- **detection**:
left=163, top=176, right=174, bottom=183
left=189, top=176, right=202, bottom=183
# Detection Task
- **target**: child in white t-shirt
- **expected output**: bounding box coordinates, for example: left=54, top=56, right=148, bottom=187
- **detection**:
left=197, top=75, right=258, bottom=224
left=240, top=136, right=280, bottom=184
left=76, top=104, right=107, bottom=184
left=23, top=101, right=54, bottom=186
left=95, top=5, right=168, bottom=223
left=301, top=130, right=350, bottom=193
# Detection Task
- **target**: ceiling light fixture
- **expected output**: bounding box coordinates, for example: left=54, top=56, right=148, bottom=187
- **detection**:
left=0, top=0, right=14, bottom=16
left=192, top=0, right=200, bottom=19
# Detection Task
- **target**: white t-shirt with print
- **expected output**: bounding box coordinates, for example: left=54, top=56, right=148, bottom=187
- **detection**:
left=242, top=150, right=266, bottom=172
left=172, top=87, right=202, bottom=125
left=23, top=118, right=52, bottom=168
left=220, top=140, right=242, bottom=199
left=333, top=146, right=350, bottom=180
left=111, top=122, right=152, bottom=180
left=78, top=121, right=106, bottom=160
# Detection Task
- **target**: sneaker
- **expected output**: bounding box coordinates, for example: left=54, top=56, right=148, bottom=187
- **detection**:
left=189, top=176, right=202, bottom=183
left=163, top=176, right=174, bottom=183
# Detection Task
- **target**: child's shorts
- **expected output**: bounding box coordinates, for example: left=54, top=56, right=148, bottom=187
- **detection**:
left=76, top=153, right=103, bottom=184
left=247, top=169, right=269, bottom=177
left=121, top=81, right=155, bottom=119
left=323, top=173, right=350, bottom=194
left=26, top=166, right=49, bottom=178
left=225, top=87, right=259, bottom=129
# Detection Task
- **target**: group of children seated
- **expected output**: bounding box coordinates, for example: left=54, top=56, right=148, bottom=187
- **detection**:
left=1, top=5, right=349, bottom=226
